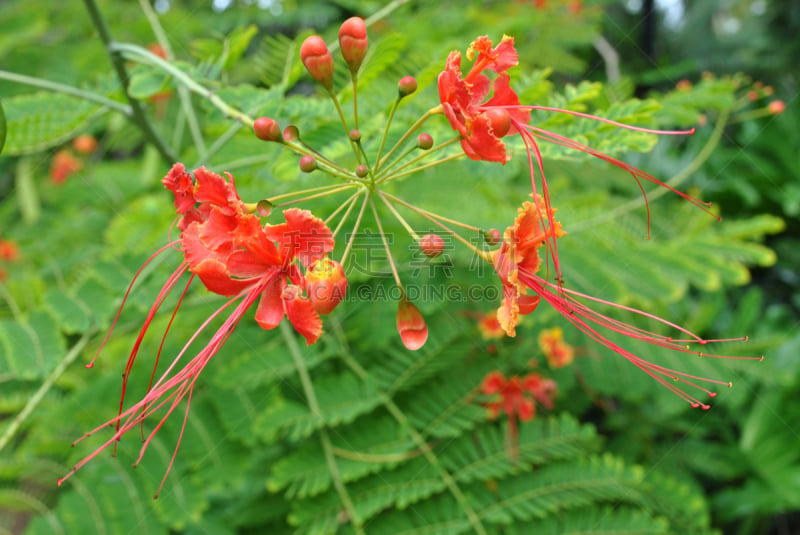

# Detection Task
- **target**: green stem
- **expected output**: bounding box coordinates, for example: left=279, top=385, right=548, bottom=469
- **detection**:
left=369, top=199, right=404, bottom=290
left=569, top=106, right=732, bottom=233
left=279, top=322, right=364, bottom=534
left=329, top=323, right=488, bottom=535
left=376, top=137, right=461, bottom=182
left=109, top=42, right=254, bottom=127
left=272, top=185, right=356, bottom=208
left=0, top=70, right=131, bottom=115
left=375, top=108, right=436, bottom=172
left=329, top=191, right=362, bottom=236
left=0, top=330, right=95, bottom=454
left=339, top=192, right=370, bottom=266
left=375, top=97, right=401, bottom=168
left=326, top=88, right=361, bottom=165
left=82, top=0, right=176, bottom=164
left=377, top=151, right=464, bottom=185
left=16, top=158, right=40, bottom=224
left=136, top=0, right=208, bottom=157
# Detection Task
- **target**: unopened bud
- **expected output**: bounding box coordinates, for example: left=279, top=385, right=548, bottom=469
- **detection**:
left=306, top=257, right=348, bottom=315
left=349, top=129, right=361, bottom=142
left=419, top=234, right=444, bottom=258
left=396, top=297, right=428, bottom=351
left=398, top=76, right=417, bottom=98
left=72, top=134, right=98, bottom=155
left=768, top=100, right=786, bottom=115
left=485, top=108, right=511, bottom=137
left=256, top=199, right=273, bottom=217
left=299, top=155, right=317, bottom=172
left=254, top=117, right=282, bottom=142
left=417, top=133, right=433, bottom=150
left=339, top=17, right=368, bottom=75
left=283, top=125, right=300, bottom=142
left=484, top=228, right=502, bottom=246
left=355, top=164, right=369, bottom=178
left=300, top=35, right=334, bottom=89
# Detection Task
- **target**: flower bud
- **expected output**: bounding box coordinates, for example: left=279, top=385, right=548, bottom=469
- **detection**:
left=349, top=129, right=361, bottom=142
left=299, top=155, right=317, bottom=172
left=338, top=17, right=368, bottom=75
left=300, top=35, right=334, bottom=89
left=72, top=134, right=98, bottom=155
left=768, top=100, right=786, bottom=115
left=485, top=108, right=511, bottom=138
left=396, top=297, right=428, bottom=351
left=419, top=234, right=444, bottom=258
left=253, top=117, right=282, bottom=142
left=283, top=125, right=300, bottom=141
left=256, top=199, right=273, bottom=217
left=417, top=133, right=433, bottom=150
left=398, top=76, right=417, bottom=98
left=355, top=164, right=369, bottom=178
left=484, top=228, right=502, bottom=246
left=306, top=257, right=348, bottom=315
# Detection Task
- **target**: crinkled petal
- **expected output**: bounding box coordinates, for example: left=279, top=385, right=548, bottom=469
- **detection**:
left=282, top=285, right=324, bottom=344
left=162, top=163, right=196, bottom=215
left=265, top=209, right=334, bottom=267
left=193, top=168, right=243, bottom=213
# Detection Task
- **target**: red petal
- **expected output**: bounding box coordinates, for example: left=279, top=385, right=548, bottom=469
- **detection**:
left=282, top=285, right=324, bottom=345
left=254, top=277, right=286, bottom=330
left=481, top=371, right=507, bottom=394
left=265, top=209, right=334, bottom=267
left=191, top=258, right=253, bottom=296
left=162, top=163, right=196, bottom=215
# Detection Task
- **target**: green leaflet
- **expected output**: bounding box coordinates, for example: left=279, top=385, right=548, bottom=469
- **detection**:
left=0, top=98, right=6, bottom=155
left=2, top=92, right=106, bottom=155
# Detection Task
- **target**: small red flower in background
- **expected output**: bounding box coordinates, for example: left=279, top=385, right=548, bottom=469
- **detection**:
left=60, top=164, right=345, bottom=496
left=437, top=35, right=531, bottom=163
left=538, top=326, right=574, bottom=368
left=0, top=236, right=19, bottom=261
left=477, top=310, right=505, bottom=340
left=50, top=149, right=82, bottom=184
left=481, top=370, right=557, bottom=455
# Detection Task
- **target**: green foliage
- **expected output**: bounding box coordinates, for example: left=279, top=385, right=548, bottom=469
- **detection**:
left=0, top=1, right=796, bottom=534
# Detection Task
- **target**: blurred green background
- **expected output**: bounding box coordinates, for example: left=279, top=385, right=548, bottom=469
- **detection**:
left=0, top=1, right=798, bottom=534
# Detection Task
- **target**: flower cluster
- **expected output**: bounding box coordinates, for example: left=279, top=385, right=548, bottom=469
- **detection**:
left=61, top=21, right=761, bottom=495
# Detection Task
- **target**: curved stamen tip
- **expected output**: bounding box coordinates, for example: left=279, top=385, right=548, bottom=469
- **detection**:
left=759, top=355, right=765, bottom=362
left=697, top=352, right=704, bottom=358
left=708, top=392, right=718, bottom=398
left=727, top=381, right=733, bottom=388
left=698, top=339, right=708, bottom=345
left=743, top=335, right=749, bottom=342
left=153, top=494, right=160, bottom=500
left=57, top=478, right=64, bottom=487
left=691, top=402, right=700, bottom=409
left=688, top=127, right=696, bottom=135
left=84, top=363, right=94, bottom=369
left=701, top=404, right=712, bottom=410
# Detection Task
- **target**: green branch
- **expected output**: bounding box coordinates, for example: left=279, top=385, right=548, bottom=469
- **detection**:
left=330, top=323, right=489, bottom=535
left=279, top=322, right=365, bottom=535
left=82, top=0, right=176, bottom=164
left=0, top=70, right=131, bottom=115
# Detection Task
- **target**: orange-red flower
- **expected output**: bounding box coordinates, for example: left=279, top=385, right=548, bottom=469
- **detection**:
left=491, top=194, right=564, bottom=336
left=437, top=35, right=531, bottom=163
left=50, top=149, right=82, bottom=184
left=482, top=370, right=557, bottom=423
left=491, top=196, right=756, bottom=409
left=60, top=164, right=344, bottom=496
left=538, top=326, right=574, bottom=368
left=477, top=310, right=505, bottom=340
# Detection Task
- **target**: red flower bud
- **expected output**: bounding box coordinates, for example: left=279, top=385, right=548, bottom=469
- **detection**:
left=338, top=17, right=368, bottom=75
left=419, top=234, right=444, bottom=258
left=484, top=228, right=502, bottom=246
left=768, top=100, right=786, bottom=115
left=349, top=129, right=361, bottom=142
left=283, top=125, right=300, bottom=141
left=72, top=134, right=98, bottom=155
left=417, top=133, right=433, bottom=150
left=299, top=155, right=317, bottom=172
left=398, top=76, right=417, bottom=98
left=306, top=257, right=348, bottom=315
left=253, top=117, right=282, bottom=142
left=300, top=35, right=334, bottom=89
left=355, top=164, right=369, bottom=178
left=485, top=108, right=511, bottom=138
left=396, top=297, right=428, bottom=350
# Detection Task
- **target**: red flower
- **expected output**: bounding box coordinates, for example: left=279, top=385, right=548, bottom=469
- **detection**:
left=491, top=194, right=564, bottom=336
left=491, top=196, right=757, bottom=409
left=481, top=370, right=557, bottom=456
left=59, top=164, right=343, bottom=496
left=50, top=149, right=82, bottom=184
left=437, top=35, right=531, bottom=163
